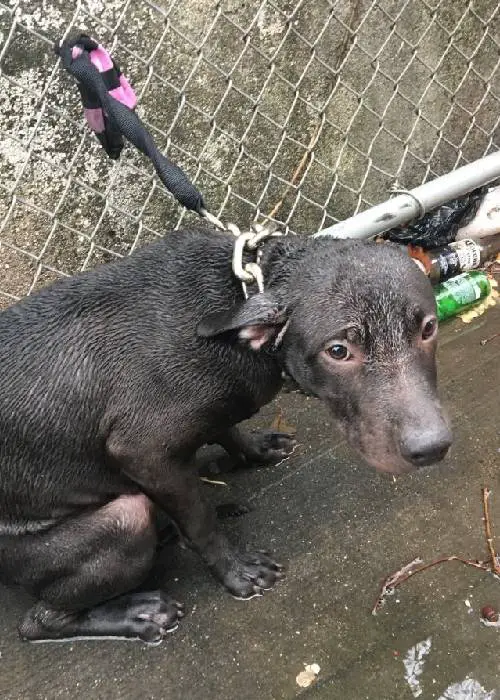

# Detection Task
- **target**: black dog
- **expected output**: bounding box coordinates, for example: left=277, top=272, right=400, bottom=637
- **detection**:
left=0, top=225, right=451, bottom=643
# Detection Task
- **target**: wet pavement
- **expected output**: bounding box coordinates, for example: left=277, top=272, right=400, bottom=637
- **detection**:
left=0, top=306, right=499, bottom=700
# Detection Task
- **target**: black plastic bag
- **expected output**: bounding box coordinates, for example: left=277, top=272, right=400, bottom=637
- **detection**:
left=381, top=185, right=489, bottom=249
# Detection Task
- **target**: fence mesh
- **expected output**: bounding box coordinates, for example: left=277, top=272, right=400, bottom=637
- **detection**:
left=1, top=0, right=499, bottom=308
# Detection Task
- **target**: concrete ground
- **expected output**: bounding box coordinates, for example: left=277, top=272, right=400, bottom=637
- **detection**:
left=0, top=306, right=498, bottom=699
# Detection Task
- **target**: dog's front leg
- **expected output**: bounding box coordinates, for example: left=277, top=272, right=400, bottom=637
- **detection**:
left=210, top=425, right=297, bottom=472
left=107, top=430, right=283, bottom=599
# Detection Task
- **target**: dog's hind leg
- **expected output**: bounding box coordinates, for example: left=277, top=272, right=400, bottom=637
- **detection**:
left=1, top=494, right=184, bottom=644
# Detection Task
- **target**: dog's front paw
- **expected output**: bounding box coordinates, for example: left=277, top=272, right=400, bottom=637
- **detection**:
left=243, top=430, right=297, bottom=465
left=216, top=550, right=285, bottom=599
left=203, top=428, right=298, bottom=475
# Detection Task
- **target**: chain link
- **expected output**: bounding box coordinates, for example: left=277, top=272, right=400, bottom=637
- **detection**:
left=229, top=221, right=282, bottom=298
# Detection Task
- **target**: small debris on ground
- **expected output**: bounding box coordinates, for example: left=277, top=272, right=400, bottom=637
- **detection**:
left=480, top=331, right=500, bottom=346
left=199, top=477, right=228, bottom=487
left=480, top=606, right=499, bottom=624
left=295, top=663, right=320, bottom=688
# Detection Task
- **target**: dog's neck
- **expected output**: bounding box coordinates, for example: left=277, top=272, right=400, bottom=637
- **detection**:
left=242, top=235, right=314, bottom=394
left=245, top=234, right=312, bottom=301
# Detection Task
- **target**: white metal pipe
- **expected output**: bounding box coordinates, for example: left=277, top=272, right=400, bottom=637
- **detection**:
left=314, top=150, right=500, bottom=239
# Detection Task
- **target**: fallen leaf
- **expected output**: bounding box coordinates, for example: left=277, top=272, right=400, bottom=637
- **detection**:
left=270, top=409, right=296, bottom=434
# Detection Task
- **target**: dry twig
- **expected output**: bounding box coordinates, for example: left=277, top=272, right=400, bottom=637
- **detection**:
left=267, top=120, right=323, bottom=220
left=482, top=487, right=500, bottom=574
left=480, top=332, right=500, bottom=346
left=372, top=556, right=488, bottom=615
left=372, top=487, right=500, bottom=614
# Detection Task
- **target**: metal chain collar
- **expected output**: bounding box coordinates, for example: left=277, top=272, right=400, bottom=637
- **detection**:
left=200, top=210, right=283, bottom=298
left=228, top=221, right=283, bottom=298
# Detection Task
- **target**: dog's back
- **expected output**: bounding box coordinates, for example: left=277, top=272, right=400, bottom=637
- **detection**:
left=0, top=228, right=282, bottom=530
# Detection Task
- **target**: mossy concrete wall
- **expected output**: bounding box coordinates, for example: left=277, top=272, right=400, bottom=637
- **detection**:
left=1, top=0, right=499, bottom=306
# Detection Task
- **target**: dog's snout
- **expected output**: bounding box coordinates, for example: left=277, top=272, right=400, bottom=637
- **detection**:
left=400, top=425, right=452, bottom=468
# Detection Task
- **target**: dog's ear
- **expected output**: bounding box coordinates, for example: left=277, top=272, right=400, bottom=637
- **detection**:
left=197, top=293, right=288, bottom=351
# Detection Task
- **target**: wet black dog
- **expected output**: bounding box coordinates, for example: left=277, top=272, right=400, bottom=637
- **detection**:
left=0, top=225, right=451, bottom=643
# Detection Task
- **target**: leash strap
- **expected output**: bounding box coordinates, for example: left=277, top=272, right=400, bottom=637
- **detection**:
left=55, top=34, right=281, bottom=295
left=54, top=34, right=205, bottom=215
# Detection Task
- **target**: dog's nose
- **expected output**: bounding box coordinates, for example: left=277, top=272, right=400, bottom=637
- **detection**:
left=400, top=426, right=452, bottom=467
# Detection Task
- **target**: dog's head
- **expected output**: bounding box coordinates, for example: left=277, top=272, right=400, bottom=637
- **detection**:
left=198, top=238, right=452, bottom=474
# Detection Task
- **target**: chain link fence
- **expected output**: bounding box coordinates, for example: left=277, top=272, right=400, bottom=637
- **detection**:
left=0, top=0, right=499, bottom=308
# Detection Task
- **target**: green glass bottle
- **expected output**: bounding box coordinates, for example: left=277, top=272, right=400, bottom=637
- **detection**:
left=434, top=271, right=491, bottom=321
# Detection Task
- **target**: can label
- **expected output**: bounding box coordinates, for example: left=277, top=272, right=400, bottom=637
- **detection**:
left=449, top=239, right=481, bottom=271
left=441, top=274, right=481, bottom=304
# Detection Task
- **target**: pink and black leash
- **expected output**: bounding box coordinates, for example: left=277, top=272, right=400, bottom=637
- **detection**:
left=54, top=33, right=283, bottom=296
left=54, top=33, right=209, bottom=219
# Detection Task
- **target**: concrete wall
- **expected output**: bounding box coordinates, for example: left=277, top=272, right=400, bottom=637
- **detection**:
left=1, top=0, right=499, bottom=306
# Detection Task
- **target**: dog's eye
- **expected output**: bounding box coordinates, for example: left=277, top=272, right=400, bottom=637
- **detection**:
left=326, top=343, right=351, bottom=361
left=422, top=317, right=437, bottom=340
